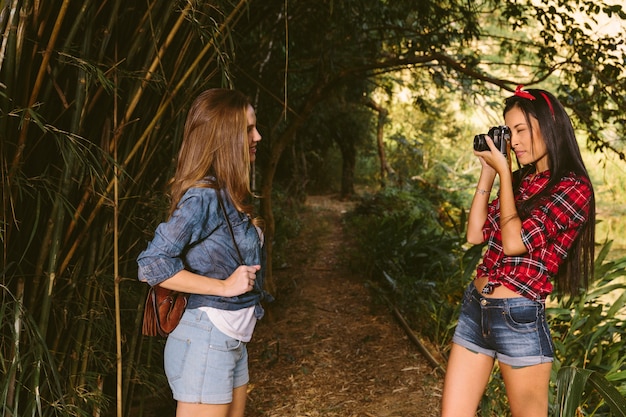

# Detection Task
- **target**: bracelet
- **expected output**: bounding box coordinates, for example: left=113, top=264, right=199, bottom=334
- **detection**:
left=476, top=188, right=489, bottom=195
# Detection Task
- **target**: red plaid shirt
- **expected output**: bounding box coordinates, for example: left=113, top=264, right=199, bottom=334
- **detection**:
left=476, top=170, right=593, bottom=300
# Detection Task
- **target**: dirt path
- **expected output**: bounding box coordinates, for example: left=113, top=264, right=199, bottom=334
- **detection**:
left=246, top=195, right=443, bottom=417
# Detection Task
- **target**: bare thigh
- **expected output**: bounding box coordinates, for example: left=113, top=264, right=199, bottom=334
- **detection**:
left=175, top=384, right=247, bottom=417
left=441, top=343, right=494, bottom=417
left=501, top=363, right=551, bottom=417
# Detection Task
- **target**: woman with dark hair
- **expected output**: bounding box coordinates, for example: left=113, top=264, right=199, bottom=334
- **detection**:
left=441, top=86, right=595, bottom=417
left=137, top=89, right=271, bottom=417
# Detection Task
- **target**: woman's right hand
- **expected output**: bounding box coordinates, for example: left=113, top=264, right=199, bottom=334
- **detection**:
left=475, top=136, right=509, bottom=178
left=222, top=264, right=261, bottom=297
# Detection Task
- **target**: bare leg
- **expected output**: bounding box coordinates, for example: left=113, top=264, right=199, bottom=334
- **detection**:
left=227, top=384, right=248, bottom=417
left=175, top=402, right=229, bottom=417
left=441, top=343, right=494, bottom=417
left=174, top=384, right=247, bottom=417
left=500, top=362, right=551, bottom=417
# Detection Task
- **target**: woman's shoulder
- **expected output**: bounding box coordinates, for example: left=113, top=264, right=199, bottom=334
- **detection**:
left=552, top=171, right=593, bottom=199
left=182, top=177, right=220, bottom=198
left=558, top=171, right=591, bottom=188
left=183, top=185, right=218, bottom=197
left=177, top=186, right=219, bottom=213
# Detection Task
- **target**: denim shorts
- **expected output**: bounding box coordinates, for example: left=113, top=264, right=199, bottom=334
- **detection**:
left=163, top=308, right=249, bottom=404
left=452, top=283, right=554, bottom=367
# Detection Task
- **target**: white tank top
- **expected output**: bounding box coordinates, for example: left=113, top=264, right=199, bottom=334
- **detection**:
left=198, top=305, right=257, bottom=342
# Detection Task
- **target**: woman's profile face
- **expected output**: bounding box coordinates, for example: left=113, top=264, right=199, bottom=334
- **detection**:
left=246, top=105, right=261, bottom=163
left=505, top=106, right=548, bottom=172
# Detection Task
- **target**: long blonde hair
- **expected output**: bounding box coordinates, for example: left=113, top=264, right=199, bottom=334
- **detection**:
left=169, top=88, right=254, bottom=218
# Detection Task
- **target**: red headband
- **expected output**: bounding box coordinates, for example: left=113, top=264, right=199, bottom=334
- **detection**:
left=514, top=85, right=555, bottom=118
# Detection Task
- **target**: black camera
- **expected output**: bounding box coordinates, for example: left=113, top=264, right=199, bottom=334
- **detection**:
left=473, top=125, right=511, bottom=155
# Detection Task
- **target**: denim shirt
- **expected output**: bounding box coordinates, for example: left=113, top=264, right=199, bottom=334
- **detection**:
left=137, top=186, right=271, bottom=318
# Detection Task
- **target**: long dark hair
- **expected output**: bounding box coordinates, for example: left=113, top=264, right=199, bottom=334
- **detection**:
left=504, top=89, right=595, bottom=296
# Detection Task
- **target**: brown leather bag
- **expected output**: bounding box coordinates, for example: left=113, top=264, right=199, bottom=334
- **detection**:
left=142, top=284, right=188, bottom=337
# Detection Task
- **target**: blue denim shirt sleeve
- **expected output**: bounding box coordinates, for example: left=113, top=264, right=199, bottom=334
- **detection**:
left=137, top=188, right=218, bottom=286
left=137, top=186, right=272, bottom=315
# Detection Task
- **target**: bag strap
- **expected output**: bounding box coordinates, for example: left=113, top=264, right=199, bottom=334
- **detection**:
left=215, top=189, right=244, bottom=266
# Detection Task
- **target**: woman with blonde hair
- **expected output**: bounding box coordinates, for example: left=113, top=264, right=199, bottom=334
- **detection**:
left=138, top=88, right=271, bottom=417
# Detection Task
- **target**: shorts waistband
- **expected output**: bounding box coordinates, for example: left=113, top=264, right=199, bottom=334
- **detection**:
left=469, top=284, right=544, bottom=306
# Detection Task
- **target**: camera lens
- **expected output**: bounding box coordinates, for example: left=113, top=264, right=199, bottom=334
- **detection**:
left=473, top=134, right=489, bottom=152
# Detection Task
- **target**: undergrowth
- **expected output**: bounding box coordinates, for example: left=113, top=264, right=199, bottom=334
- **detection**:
left=347, top=184, right=626, bottom=416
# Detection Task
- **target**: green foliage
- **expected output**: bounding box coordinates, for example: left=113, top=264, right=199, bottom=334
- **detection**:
left=346, top=184, right=467, bottom=346
left=1, top=1, right=250, bottom=415
left=556, top=366, right=626, bottom=417
left=269, top=186, right=305, bottom=270
left=349, top=189, right=626, bottom=415
left=0, top=285, right=109, bottom=417
left=2, top=0, right=626, bottom=415
left=548, top=241, right=626, bottom=416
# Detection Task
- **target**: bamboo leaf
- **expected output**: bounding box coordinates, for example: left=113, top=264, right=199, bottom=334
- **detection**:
left=587, top=371, right=626, bottom=416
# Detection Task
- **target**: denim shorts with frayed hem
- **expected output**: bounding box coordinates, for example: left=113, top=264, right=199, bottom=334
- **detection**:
left=164, top=308, right=249, bottom=404
left=452, top=283, right=554, bottom=368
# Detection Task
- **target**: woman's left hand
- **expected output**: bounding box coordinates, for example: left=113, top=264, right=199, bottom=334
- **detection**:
left=221, top=264, right=261, bottom=297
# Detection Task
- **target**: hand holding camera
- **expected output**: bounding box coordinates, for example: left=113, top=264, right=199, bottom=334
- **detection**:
left=473, top=125, right=511, bottom=156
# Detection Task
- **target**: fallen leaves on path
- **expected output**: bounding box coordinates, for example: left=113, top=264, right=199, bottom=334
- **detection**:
left=246, top=195, right=443, bottom=417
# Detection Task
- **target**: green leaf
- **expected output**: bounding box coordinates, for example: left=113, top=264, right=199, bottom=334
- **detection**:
left=587, top=371, right=626, bottom=416
left=606, top=290, right=626, bottom=319
left=556, top=366, right=626, bottom=417
left=556, top=366, right=591, bottom=417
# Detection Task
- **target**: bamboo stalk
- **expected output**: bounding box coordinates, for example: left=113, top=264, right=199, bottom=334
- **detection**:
left=0, top=0, right=20, bottom=258
left=119, top=1, right=192, bottom=134
left=72, top=245, right=97, bottom=389
left=40, top=0, right=92, bottom=104
left=5, top=285, right=24, bottom=416
left=25, top=0, right=87, bottom=403
left=123, top=294, right=149, bottom=417
left=61, top=20, right=98, bottom=390
left=36, top=0, right=93, bottom=338
left=96, top=0, right=121, bottom=62
left=0, top=5, right=40, bottom=396
left=61, top=0, right=189, bottom=248
left=113, top=40, right=123, bottom=417
left=114, top=127, right=122, bottom=417
left=9, top=0, right=70, bottom=180
left=124, top=0, right=164, bottom=62
left=57, top=0, right=250, bottom=278
left=0, top=0, right=20, bottom=71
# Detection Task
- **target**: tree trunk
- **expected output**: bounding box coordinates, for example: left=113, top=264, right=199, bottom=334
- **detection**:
left=338, top=137, right=356, bottom=199
left=364, top=98, right=392, bottom=187
left=259, top=85, right=328, bottom=294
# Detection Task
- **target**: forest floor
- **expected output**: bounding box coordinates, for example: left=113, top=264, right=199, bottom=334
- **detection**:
left=245, top=194, right=444, bottom=417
